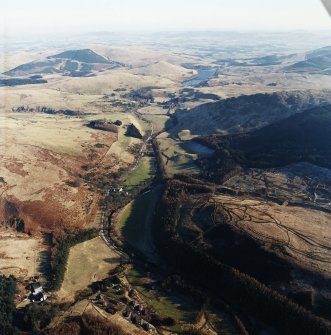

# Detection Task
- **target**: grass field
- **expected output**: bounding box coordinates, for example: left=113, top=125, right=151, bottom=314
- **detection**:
left=140, top=114, right=169, bottom=132
left=57, top=237, right=121, bottom=301
left=118, top=191, right=155, bottom=250
left=138, top=105, right=169, bottom=115
left=157, top=137, right=200, bottom=176
left=124, top=157, right=154, bottom=187
left=98, top=111, right=149, bottom=165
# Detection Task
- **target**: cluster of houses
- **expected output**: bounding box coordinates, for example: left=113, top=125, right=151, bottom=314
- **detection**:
left=123, top=300, right=151, bottom=331
left=92, top=292, right=124, bottom=315
left=92, top=288, right=152, bottom=332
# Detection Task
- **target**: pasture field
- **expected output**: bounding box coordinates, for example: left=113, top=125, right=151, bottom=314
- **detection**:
left=157, top=137, right=200, bottom=176
left=57, top=237, right=121, bottom=301
left=118, top=191, right=156, bottom=253
left=124, top=157, right=154, bottom=187
left=140, top=114, right=170, bottom=132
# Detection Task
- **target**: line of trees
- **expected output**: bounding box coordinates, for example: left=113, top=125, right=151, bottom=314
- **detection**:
left=52, top=229, right=99, bottom=290
left=151, top=136, right=167, bottom=180
left=155, top=179, right=331, bottom=335
left=0, top=275, right=17, bottom=335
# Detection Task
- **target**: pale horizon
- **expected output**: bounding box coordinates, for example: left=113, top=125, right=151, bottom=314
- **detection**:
left=1, top=0, right=331, bottom=38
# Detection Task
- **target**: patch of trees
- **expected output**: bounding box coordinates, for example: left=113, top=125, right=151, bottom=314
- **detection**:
left=63, top=60, right=79, bottom=72
left=12, top=105, right=82, bottom=116
left=87, top=119, right=120, bottom=133
left=52, top=229, right=99, bottom=290
left=12, top=106, right=35, bottom=113
left=174, top=174, right=216, bottom=190
left=6, top=216, right=25, bottom=232
left=168, top=178, right=214, bottom=195
left=124, top=87, right=154, bottom=103
left=16, top=302, right=63, bottom=333
left=125, top=123, right=142, bottom=139
left=81, top=170, right=114, bottom=190
left=37, top=107, right=82, bottom=116
left=179, top=88, right=220, bottom=102
left=66, top=180, right=81, bottom=188
left=29, top=74, right=43, bottom=79
left=288, top=290, right=314, bottom=310
left=193, top=138, right=243, bottom=184
left=113, top=120, right=122, bottom=126
left=49, top=49, right=110, bottom=64
left=6, top=60, right=60, bottom=73
left=151, top=137, right=167, bottom=180
left=198, top=221, right=292, bottom=283
left=104, top=181, right=153, bottom=217
left=0, top=78, right=47, bottom=87
left=0, top=200, right=25, bottom=232
left=150, top=314, right=176, bottom=327
left=154, top=180, right=331, bottom=335
left=0, top=275, right=17, bottom=335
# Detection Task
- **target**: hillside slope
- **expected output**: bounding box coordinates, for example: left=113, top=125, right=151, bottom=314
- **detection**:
left=132, top=61, right=196, bottom=81
left=225, top=105, right=331, bottom=169
left=3, top=49, right=118, bottom=77
left=172, top=90, right=331, bottom=136
left=284, top=46, right=331, bottom=74
left=197, top=105, right=331, bottom=186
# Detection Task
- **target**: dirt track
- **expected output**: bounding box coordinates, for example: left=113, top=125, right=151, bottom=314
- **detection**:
left=210, top=194, right=331, bottom=277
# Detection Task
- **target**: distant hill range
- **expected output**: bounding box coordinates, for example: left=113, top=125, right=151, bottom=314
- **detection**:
left=217, top=45, right=331, bottom=75
left=3, top=49, right=123, bottom=78
left=221, top=45, right=331, bottom=75
left=284, top=46, right=331, bottom=74
left=219, top=54, right=297, bottom=67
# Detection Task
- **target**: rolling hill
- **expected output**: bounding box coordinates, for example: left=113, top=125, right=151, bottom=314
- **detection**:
left=284, top=46, right=331, bottom=74
left=225, top=105, right=331, bottom=168
left=132, top=61, right=196, bottom=81
left=3, top=49, right=121, bottom=78
left=198, top=105, right=331, bottom=175
left=172, top=90, right=331, bottom=136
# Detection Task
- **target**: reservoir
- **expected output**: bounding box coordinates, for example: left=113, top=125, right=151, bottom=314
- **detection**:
left=184, top=68, right=216, bottom=87
left=181, top=141, right=215, bottom=156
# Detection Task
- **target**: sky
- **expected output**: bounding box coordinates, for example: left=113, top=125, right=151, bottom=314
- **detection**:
left=1, top=0, right=331, bottom=37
